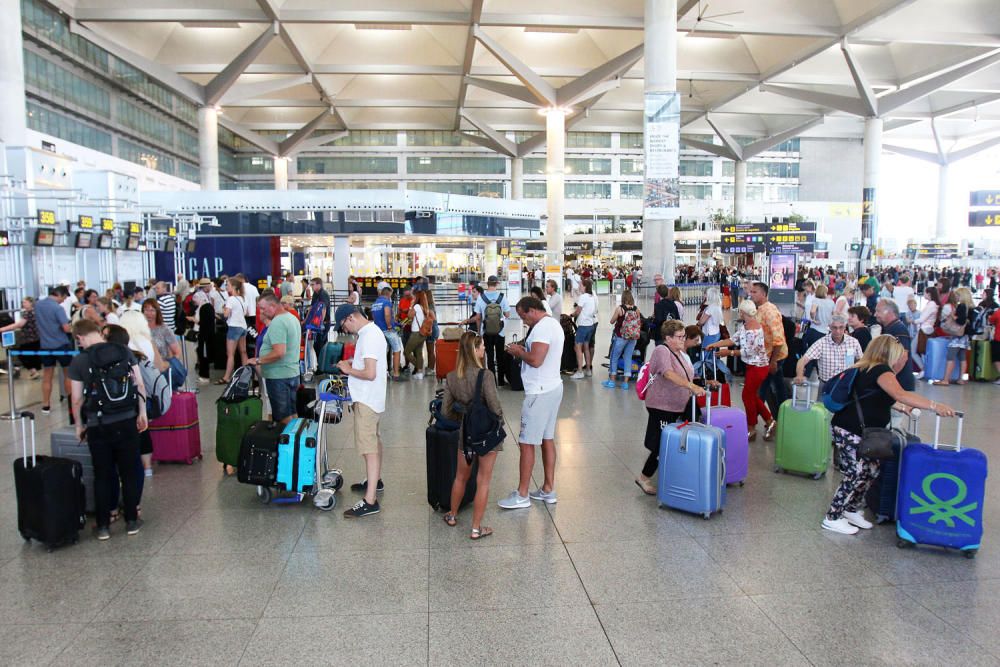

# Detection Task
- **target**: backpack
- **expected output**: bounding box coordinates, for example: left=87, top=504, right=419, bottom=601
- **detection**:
left=635, top=361, right=655, bottom=400
left=304, top=300, right=327, bottom=332
left=83, top=343, right=139, bottom=424
left=483, top=296, right=504, bottom=336
left=461, top=370, right=506, bottom=457
left=969, top=306, right=991, bottom=338
left=654, top=298, right=679, bottom=326
left=137, top=357, right=171, bottom=420
left=419, top=308, right=436, bottom=338
left=182, top=292, right=196, bottom=318
left=820, top=367, right=860, bottom=413
left=620, top=306, right=641, bottom=340
left=220, top=365, right=255, bottom=403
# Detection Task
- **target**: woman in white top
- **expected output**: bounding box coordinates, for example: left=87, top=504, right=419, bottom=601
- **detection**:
left=912, top=285, right=940, bottom=373
left=810, top=284, right=835, bottom=335
left=696, top=287, right=731, bottom=380
left=571, top=279, right=598, bottom=379
left=404, top=290, right=430, bottom=379
left=347, top=277, right=361, bottom=306
left=834, top=285, right=854, bottom=314
left=220, top=278, right=249, bottom=384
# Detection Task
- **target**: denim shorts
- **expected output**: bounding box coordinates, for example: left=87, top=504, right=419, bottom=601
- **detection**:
left=40, top=344, right=74, bottom=368
left=265, top=376, right=299, bottom=423
left=226, top=326, right=246, bottom=342
left=384, top=330, right=403, bottom=353
left=575, top=324, right=596, bottom=344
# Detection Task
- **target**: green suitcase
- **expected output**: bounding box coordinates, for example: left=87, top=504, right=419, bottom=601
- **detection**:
left=974, top=339, right=998, bottom=381
left=774, top=384, right=831, bottom=479
left=216, top=397, right=263, bottom=470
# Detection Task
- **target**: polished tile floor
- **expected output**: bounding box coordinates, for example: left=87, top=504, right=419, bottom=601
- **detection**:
left=1, top=324, right=999, bottom=666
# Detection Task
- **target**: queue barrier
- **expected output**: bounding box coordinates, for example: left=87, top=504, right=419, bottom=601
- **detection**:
left=2, top=348, right=80, bottom=421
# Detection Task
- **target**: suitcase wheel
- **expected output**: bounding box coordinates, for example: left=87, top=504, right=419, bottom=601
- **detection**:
left=21, top=533, right=29, bottom=543
left=811, top=472, right=824, bottom=480
left=964, top=550, right=978, bottom=559
left=703, top=512, right=711, bottom=520
left=257, top=486, right=273, bottom=504
left=896, top=539, right=914, bottom=549
left=774, top=467, right=784, bottom=474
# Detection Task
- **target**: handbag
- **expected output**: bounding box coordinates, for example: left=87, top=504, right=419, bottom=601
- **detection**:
left=166, top=355, right=188, bottom=390
left=719, top=323, right=731, bottom=340
left=916, top=329, right=930, bottom=355
left=853, top=391, right=899, bottom=460
left=940, top=305, right=965, bottom=337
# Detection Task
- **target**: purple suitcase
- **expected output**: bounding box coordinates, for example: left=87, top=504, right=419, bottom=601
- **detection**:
left=701, top=389, right=749, bottom=486
left=149, top=391, right=202, bottom=464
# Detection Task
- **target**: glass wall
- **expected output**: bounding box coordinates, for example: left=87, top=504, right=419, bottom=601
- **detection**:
left=118, top=138, right=176, bottom=176
left=620, top=132, right=643, bottom=149
left=523, top=157, right=611, bottom=175
left=406, top=131, right=482, bottom=147
left=235, top=156, right=274, bottom=175
left=567, top=182, right=612, bottom=199
left=680, top=184, right=713, bottom=200
left=26, top=102, right=112, bottom=154
left=298, top=182, right=397, bottom=190
left=407, top=181, right=505, bottom=196
left=299, top=156, right=398, bottom=174
left=22, top=50, right=110, bottom=117
left=566, top=132, right=611, bottom=148
left=620, top=183, right=643, bottom=199
left=406, top=156, right=505, bottom=174
left=620, top=158, right=644, bottom=176
left=722, top=161, right=799, bottom=178
left=329, top=130, right=397, bottom=146
left=679, top=159, right=713, bottom=177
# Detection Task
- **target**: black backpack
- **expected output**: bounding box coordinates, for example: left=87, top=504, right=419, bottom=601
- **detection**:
left=84, top=343, right=138, bottom=424
left=461, top=370, right=506, bottom=459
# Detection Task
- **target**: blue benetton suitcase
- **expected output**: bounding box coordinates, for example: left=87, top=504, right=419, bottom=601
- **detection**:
left=657, top=399, right=726, bottom=519
left=896, top=413, right=987, bottom=557
left=276, top=418, right=318, bottom=494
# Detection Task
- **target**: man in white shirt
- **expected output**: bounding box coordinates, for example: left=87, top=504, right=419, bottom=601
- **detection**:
left=335, top=304, right=388, bottom=518
left=498, top=296, right=564, bottom=510
left=892, top=274, right=915, bottom=317
left=571, top=280, right=598, bottom=379
left=545, top=279, right=563, bottom=319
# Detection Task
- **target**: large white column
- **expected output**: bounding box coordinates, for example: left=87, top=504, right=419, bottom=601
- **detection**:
left=483, top=240, right=498, bottom=277
left=511, top=157, right=523, bottom=200
left=544, top=109, right=567, bottom=257
left=860, top=116, right=882, bottom=272
left=0, top=0, right=26, bottom=147
left=273, top=157, right=288, bottom=191
left=733, top=159, right=747, bottom=221
left=333, top=235, right=350, bottom=296
left=643, top=0, right=678, bottom=282
left=935, top=162, right=949, bottom=238
left=198, top=107, right=220, bottom=191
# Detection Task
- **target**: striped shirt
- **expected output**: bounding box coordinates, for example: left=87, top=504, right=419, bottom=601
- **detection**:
left=158, top=293, right=177, bottom=330
left=801, top=333, right=863, bottom=382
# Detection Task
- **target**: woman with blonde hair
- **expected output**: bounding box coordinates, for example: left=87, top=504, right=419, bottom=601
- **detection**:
left=696, top=287, right=730, bottom=380
left=441, top=331, right=503, bottom=539
left=822, top=335, right=956, bottom=535
left=940, top=287, right=975, bottom=385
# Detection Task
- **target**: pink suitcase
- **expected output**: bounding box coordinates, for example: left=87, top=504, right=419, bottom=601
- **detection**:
left=700, top=392, right=749, bottom=486
left=149, top=391, right=202, bottom=464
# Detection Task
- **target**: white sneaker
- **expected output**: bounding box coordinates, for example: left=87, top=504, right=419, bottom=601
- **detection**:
left=197, top=377, right=210, bottom=385
left=844, top=511, right=873, bottom=530
left=412, top=372, right=424, bottom=380
left=570, top=371, right=585, bottom=380
left=529, top=488, right=557, bottom=504
left=497, top=491, right=531, bottom=509
left=584, top=368, right=593, bottom=377
left=993, top=379, right=1000, bottom=386
left=821, top=517, right=859, bottom=535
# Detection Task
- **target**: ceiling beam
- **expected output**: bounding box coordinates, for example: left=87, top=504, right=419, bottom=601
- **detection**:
left=743, top=116, right=826, bottom=158
left=278, top=109, right=332, bottom=156
left=73, top=8, right=269, bottom=22
left=878, top=49, right=1000, bottom=114
left=204, top=22, right=280, bottom=106
left=758, top=84, right=871, bottom=116
left=882, top=144, right=944, bottom=164
left=706, top=115, right=744, bottom=159
left=457, top=131, right=517, bottom=157
left=679, top=137, right=736, bottom=159
left=216, top=117, right=280, bottom=155
left=473, top=26, right=557, bottom=106
left=559, top=78, right=622, bottom=108
left=948, top=134, right=1000, bottom=163
left=840, top=40, right=877, bottom=117
left=293, top=131, right=349, bottom=153
left=218, top=74, right=313, bottom=106
left=883, top=118, right=921, bottom=132
left=930, top=118, right=947, bottom=160
left=273, top=20, right=348, bottom=129
left=463, top=76, right=541, bottom=106
left=453, top=0, right=484, bottom=130
left=459, top=110, right=517, bottom=157
left=928, top=93, right=1000, bottom=119
left=556, top=43, right=643, bottom=107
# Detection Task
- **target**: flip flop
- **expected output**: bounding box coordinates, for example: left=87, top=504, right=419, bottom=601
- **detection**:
left=470, top=526, right=493, bottom=540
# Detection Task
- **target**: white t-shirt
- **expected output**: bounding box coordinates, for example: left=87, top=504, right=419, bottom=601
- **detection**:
left=547, top=292, right=563, bottom=319
left=702, top=304, right=723, bottom=337
left=349, top=322, right=388, bottom=413
left=521, top=315, right=564, bottom=395
left=225, top=296, right=248, bottom=328
left=576, top=293, right=598, bottom=326
left=410, top=303, right=425, bottom=333
left=893, top=285, right=915, bottom=315
left=242, top=282, right=259, bottom=317
left=347, top=291, right=360, bottom=306
left=104, top=312, right=120, bottom=326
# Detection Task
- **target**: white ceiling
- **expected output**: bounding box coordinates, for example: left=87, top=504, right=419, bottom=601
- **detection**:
left=62, top=0, right=1000, bottom=150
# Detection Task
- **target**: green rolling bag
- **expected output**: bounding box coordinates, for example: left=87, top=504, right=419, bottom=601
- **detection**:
left=974, top=339, right=998, bottom=381
left=216, top=396, right=263, bottom=470
left=774, top=383, right=831, bottom=479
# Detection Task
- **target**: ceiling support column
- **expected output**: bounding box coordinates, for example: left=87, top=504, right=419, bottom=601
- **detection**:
left=936, top=162, right=949, bottom=239
left=643, top=0, right=678, bottom=284
left=861, top=116, right=882, bottom=273
left=0, top=0, right=27, bottom=147
left=198, top=107, right=220, bottom=191
left=733, top=159, right=747, bottom=222
left=274, top=157, right=288, bottom=191
left=544, top=108, right=567, bottom=259
left=511, top=157, right=523, bottom=200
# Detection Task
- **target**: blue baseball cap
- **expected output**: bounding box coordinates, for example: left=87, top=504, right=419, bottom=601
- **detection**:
left=334, top=304, right=360, bottom=331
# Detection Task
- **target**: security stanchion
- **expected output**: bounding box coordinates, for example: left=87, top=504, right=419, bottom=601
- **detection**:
left=180, top=337, right=198, bottom=394
left=1, top=352, right=15, bottom=421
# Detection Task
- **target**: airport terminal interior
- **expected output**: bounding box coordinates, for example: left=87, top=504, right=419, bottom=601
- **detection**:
left=3, top=0, right=1000, bottom=664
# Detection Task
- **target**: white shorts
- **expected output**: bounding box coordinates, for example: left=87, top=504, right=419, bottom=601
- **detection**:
left=519, top=384, right=563, bottom=446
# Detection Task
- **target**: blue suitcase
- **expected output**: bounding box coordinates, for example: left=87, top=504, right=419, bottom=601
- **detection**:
left=275, top=418, right=318, bottom=494
left=896, top=414, right=986, bottom=557
left=865, top=412, right=921, bottom=523
left=657, top=400, right=726, bottom=519
left=923, top=337, right=961, bottom=382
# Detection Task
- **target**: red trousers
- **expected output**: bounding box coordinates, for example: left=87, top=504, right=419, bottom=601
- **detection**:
left=743, top=363, right=774, bottom=428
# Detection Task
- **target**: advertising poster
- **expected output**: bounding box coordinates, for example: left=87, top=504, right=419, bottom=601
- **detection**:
left=643, top=91, right=681, bottom=214
left=769, top=254, right=797, bottom=291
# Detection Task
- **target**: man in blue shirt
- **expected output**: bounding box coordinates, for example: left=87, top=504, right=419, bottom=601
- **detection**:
left=372, top=287, right=404, bottom=381
left=35, top=287, right=73, bottom=415
left=473, top=276, right=511, bottom=386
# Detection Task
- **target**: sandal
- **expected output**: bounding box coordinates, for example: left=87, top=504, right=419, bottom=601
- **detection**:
left=443, top=514, right=457, bottom=527
left=470, top=526, right=493, bottom=540
left=634, top=478, right=656, bottom=495
left=215, top=378, right=229, bottom=385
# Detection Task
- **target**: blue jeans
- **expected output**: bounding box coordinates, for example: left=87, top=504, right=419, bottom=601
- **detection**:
left=694, top=333, right=732, bottom=381
left=265, top=376, right=300, bottom=423
left=608, top=336, right=638, bottom=379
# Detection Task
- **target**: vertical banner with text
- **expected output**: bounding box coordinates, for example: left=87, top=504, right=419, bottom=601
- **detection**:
left=643, top=91, right=681, bottom=217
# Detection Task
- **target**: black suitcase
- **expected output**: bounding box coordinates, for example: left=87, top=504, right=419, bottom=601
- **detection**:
left=504, top=352, right=524, bottom=391
left=296, top=385, right=316, bottom=419
left=865, top=414, right=921, bottom=523
left=13, top=412, right=86, bottom=550
left=426, top=424, right=477, bottom=512
left=237, top=421, right=282, bottom=486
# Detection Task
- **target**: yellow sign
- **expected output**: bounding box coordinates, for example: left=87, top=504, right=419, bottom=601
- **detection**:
left=128, top=222, right=141, bottom=235
left=167, top=227, right=177, bottom=238
left=78, top=215, right=94, bottom=229
left=37, top=209, right=56, bottom=225
left=100, top=218, right=115, bottom=231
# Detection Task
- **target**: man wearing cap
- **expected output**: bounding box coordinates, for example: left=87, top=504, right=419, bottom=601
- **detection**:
left=335, top=304, right=388, bottom=518
left=473, top=276, right=512, bottom=386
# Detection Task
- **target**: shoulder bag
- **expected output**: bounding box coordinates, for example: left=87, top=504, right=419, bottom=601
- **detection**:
left=461, top=370, right=506, bottom=461
left=853, top=388, right=902, bottom=460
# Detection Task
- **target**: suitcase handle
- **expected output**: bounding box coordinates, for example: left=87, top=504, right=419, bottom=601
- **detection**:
left=933, top=412, right=965, bottom=451
left=19, top=410, right=36, bottom=467
left=791, top=381, right=813, bottom=409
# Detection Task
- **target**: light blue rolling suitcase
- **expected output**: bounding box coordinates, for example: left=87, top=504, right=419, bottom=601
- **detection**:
left=657, top=399, right=726, bottom=519
left=923, top=337, right=961, bottom=382
left=275, top=418, right=318, bottom=494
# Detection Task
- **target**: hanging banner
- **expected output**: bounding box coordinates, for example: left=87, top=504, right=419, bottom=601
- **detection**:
left=643, top=91, right=681, bottom=215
